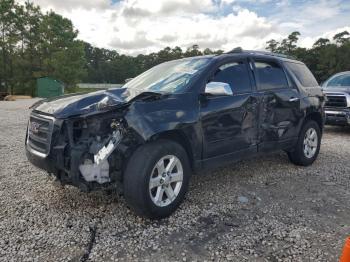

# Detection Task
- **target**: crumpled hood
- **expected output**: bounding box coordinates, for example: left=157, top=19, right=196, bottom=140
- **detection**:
left=32, top=87, right=144, bottom=118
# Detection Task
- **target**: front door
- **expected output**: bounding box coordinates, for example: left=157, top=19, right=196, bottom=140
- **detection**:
left=252, top=58, right=303, bottom=151
left=200, top=59, right=258, bottom=159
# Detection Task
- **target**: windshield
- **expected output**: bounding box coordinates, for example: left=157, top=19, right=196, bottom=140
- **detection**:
left=325, top=73, right=350, bottom=87
left=123, top=57, right=211, bottom=94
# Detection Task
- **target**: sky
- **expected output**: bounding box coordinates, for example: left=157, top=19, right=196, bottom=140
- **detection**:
left=18, top=0, right=350, bottom=55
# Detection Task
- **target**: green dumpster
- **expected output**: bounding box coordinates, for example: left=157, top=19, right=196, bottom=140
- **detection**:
left=36, top=77, right=64, bottom=98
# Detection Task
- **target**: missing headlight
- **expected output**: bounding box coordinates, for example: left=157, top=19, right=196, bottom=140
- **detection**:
left=79, top=120, right=124, bottom=184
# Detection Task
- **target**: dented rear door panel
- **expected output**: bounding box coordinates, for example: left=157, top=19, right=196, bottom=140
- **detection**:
left=257, top=88, right=303, bottom=151
left=250, top=57, right=304, bottom=151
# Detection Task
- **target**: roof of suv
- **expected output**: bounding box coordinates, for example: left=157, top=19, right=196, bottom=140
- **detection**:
left=216, top=47, right=302, bottom=64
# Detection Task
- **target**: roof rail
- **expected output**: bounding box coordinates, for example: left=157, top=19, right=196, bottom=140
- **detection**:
left=225, top=47, right=296, bottom=60
left=227, top=47, right=243, bottom=53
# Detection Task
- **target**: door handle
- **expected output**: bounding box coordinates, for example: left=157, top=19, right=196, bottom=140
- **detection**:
left=289, top=97, right=300, bottom=102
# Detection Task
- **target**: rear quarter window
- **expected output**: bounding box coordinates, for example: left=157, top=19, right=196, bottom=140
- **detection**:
left=285, top=62, right=318, bottom=87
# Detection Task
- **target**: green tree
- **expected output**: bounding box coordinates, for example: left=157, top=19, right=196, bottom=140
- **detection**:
left=185, top=44, right=202, bottom=57
left=333, top=31, right=350, bottom=46
left=0, top=1, right=86, bottom=95
left=15, top=2, right=42, bottom=95
left=313, top=38, right=330, bottom=48
left=203, top=48, right=214, bottom=55
left=39, top=11, right=85, bottom=89
left=279, top=31, right=301, bottom=54
left=0, top=0, right=19, bottom=94
left=266, top=39, right=279, bottom=53
left=265, top=31, right=350, bottom=83
left=171, top=46, right=183, bottom=59
left=51, top=40, right=86, bottom=89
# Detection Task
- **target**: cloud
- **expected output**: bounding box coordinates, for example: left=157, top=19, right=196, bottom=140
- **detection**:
left=299, top=26, right=350, bottom=48
left=121, top=0, right=217, bottom=17
left=107, top=8, right=277, bottom=54
left=110, top=31, right=155, bottom=49
left=17, top=0, right=111, bottom=11
left=16, top=0, right=350, bottom=55
left=270, top=0, right=349, bottom=36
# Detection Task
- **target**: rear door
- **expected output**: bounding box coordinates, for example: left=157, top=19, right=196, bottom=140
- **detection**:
left=251, top=58, right=303, bottom=151
left=200, top=58, right=259, bottom=159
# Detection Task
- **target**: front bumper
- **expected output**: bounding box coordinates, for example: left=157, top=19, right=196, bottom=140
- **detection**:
left=26, top=143, right=119, bottom=191
left=26, top=146, right=56, bottom=173
left=325, top=108, right=350, bottom=126
left=25, top=111, right=130, bottom=192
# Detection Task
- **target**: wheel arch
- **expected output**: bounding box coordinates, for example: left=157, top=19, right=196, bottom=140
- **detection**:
left=303, top=111, right=324, bottom=134
left=149, top=130, right=195, bottom=170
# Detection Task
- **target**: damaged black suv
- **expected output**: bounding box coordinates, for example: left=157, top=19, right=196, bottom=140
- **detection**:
left=26, top=49, right=325, bottom=219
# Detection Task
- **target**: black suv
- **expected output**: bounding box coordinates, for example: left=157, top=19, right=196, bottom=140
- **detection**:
left=26, top=49, right=325, bottom=219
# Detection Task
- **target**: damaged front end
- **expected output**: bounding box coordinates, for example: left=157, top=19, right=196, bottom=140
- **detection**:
left=26, top=92, right=145, bottom=192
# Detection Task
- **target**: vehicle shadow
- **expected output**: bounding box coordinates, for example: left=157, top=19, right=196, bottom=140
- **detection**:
left=324, top=125, right=350, bottom=135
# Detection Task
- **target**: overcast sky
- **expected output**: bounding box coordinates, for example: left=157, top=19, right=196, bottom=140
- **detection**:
left=19, top=0, right=350, bottom=55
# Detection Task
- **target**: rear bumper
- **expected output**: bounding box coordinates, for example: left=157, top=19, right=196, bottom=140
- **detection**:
left=325, top=108, right=350, bottom=126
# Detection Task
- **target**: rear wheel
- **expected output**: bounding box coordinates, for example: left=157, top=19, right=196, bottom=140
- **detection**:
left=288, top=120, right=321, bottom=166
left=124, top=140, right=191, bottom=219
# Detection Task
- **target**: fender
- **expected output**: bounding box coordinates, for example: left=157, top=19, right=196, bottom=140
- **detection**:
left=124, top=93, right=203, bottom=162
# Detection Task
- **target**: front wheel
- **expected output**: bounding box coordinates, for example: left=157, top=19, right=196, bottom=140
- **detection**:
left=123, top=140, right=191, bottom=219
left=287, top=120, right=321, bottom=166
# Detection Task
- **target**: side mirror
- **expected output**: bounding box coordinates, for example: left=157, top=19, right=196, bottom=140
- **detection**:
left=205, top=82, right=233, bottom=96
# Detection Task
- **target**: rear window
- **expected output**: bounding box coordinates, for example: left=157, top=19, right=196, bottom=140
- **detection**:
left=285, top=62, right=318, bottom=87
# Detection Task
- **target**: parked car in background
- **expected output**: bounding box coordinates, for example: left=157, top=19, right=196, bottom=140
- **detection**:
left=322, top=71, right=350, bottom=126
left=26, top=49, right=325, bottom=219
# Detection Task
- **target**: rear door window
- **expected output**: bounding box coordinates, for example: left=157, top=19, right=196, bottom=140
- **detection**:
left=211, top=61, right=252, bottom=93
left=284, top=62, right=318, bottom=87
left=254, top=61, right=289, bottom=90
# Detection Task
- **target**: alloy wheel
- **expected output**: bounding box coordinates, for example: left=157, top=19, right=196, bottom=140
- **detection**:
left=303, top=127, right=318, bottom=158
left=149, top=155, right=183, bottom=207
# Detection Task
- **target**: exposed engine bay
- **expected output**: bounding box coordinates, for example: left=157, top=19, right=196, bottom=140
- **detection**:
left=26, top=108, right=145, bottom=192
left=62, top=112, right=141, bottom=190
left=25, top=88, right=171, bottom=192
left=79, top=124, right=123, bottom=184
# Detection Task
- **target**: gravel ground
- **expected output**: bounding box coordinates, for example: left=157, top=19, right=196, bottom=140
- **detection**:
left=0, top=99, right=349, bottom=262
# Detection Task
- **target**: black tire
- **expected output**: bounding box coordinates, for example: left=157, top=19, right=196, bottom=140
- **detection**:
left=123, top=139, right=191, bottom=219
left=287, top=120, right=321, bottom=166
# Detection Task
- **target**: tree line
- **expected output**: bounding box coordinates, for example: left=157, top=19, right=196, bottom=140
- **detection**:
left=0, top=0, right=85, bottom=95
left=266, top=31, right=350, bottom=83
left=1, top=1, right=350, bottom=96
left=82, top=43, right=223, bottom=85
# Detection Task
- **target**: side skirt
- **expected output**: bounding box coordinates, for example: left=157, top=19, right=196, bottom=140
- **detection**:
left=193, top=138, right=298, bottom=173
left=194, top=146, right=257, bottom=172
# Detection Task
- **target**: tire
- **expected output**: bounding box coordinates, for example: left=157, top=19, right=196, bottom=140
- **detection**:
left=123, top=139, right=191, bottom=219
left=287, top=120, right=321, bottom=166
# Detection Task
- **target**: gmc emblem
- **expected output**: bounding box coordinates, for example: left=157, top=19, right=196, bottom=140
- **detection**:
left=29, top=121, right=40, bottom=134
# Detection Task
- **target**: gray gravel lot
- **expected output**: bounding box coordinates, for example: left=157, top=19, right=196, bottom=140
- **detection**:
left=0, top=99, right=349, bottom=262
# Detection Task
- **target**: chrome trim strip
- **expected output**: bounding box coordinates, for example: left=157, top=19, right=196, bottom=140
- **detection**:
left=325, top=110, right=346, bottom=115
